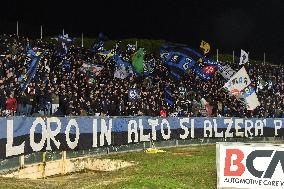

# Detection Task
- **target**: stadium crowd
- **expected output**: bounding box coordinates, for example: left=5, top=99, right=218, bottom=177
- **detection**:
left=0, top=34, right=284, bottom=118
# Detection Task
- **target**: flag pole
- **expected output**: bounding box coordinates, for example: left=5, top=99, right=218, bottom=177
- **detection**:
left=40, top=25, right=43, bottom=40
left=232, top=50, right=234, bottom=64
left=135, top=41, right=138, bottom=49
left=216, top=49, right=219, bottom=62
left=81, top=33, right=84, bottom=48
left=16, top=21, right=19, bottom=36
left=248, top=52, right=250, bottom=64
left=264, top=52, right=265, bottom=64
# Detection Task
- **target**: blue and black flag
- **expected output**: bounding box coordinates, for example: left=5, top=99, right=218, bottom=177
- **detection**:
left=19, top=52, right=46, bottom=92
left=160, top=44, right=220, bottom=80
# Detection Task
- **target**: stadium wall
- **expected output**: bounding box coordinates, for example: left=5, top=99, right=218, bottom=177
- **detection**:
left=1, top=116, right=283, bottom=161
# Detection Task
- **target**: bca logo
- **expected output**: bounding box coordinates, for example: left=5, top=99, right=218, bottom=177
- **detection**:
left=224, top=149, right=284, bottom=178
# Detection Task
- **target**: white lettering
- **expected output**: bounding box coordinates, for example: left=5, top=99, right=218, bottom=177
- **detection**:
left=100, top=119, right=112, bottom=146
left=235, top=119, right=244, bottom=137
left=65, top=119, right=80, bottom=150
left=213, top=119, right=223, bottom=137
left=274, top=120, right=282, bottom=136
left=161, top=119, right=171, bottom=140
left=93, top=119, right=98, bottom=147
left=138, top=119, right=150, bottom=142
left=46, top=117, right=61, bottom=150
left=6, top=119, right=25, bottom=157
left=30, top=117, right=47, bottom=152
left=224, top=118, right=233, bottom=138
left=204, top=120, right=212, bottom=137
left=148, top=119, right=158, bottom=140
left=180, top=118, right=189, bottom=139
left=128, top=120, right=138, bottom=143
left=245, top=120, right=254, bottom=137
left=190, top=119, right=195, bottom=138
left=255, top=119, right=264, bottom=136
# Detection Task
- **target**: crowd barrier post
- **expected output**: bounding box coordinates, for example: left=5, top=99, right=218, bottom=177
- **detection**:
left=42, top=152, right=46, bottom=163
left=61, top=151, right=66, bottom=175
left=175, top=139, right=179, bottom=147
left=19, top=155, right=24, bottom=169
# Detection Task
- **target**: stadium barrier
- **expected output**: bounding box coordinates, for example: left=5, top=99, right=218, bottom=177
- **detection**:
left=0, top=116, right=283, bottom=173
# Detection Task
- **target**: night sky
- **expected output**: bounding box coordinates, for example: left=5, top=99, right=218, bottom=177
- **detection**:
left=1, top=0, right=284, bottom=62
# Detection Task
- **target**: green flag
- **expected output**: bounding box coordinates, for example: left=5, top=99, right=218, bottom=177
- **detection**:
left=132, top=48, right=144, bottom=73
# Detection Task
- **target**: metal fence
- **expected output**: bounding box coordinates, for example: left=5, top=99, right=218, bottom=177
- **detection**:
left=0, top=136, right=283, bottom=174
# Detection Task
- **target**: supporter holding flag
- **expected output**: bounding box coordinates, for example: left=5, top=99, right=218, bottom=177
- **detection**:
left=0, top=33, right=282, bottom=118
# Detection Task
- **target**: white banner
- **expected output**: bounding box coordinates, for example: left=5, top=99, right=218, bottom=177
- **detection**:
left=217, top=143, right=284, bottom=189
left=224, top=67, right=251, bottom=94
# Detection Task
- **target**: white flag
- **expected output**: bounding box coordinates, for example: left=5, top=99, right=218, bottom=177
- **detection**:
left=218, top=64, right=236, bottom=80
left=238, top=85, right=260, bottom=110
left=200, top=98, right=207, bottom=108
left=223, top=66, right=260, bottom=111
left=245, top=91, right=260, bottom=110
left=239, top=49, right=249, bottom=65
left=223, top=67, right=251, bottom=95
